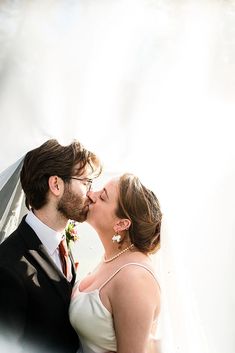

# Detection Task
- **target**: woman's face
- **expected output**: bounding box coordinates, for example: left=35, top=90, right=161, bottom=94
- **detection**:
left=86, top=178, right=120, bottom=233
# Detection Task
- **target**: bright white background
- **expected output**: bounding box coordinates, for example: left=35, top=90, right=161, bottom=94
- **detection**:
left=0, top=1, right=235, bottom=352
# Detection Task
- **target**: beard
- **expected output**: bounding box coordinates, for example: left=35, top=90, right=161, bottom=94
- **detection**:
left=57, top=185, right=90, bottom=223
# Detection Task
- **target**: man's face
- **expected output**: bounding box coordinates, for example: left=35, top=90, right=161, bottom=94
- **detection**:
left=57, top=168, right=92, bottom=222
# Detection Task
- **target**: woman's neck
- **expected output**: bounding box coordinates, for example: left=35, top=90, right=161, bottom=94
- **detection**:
left=98, top=231, right=131, bottom=260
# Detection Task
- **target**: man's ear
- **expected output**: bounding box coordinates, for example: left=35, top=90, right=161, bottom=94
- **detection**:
left=48, top=176, right=62, bottom=196
left=114, top=219, right=131, bottom=233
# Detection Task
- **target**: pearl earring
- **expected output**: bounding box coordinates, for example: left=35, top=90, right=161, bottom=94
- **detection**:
left=112, top=234, right=122, bottom=243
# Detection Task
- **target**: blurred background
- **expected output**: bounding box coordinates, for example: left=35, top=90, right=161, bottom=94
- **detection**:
left=0, top=1, right=235, bottom=352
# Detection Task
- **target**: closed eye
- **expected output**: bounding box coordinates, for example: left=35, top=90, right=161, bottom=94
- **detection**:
left=99, top=194, right=105, bottom=201
left=99, top=189, right=107, bottom=201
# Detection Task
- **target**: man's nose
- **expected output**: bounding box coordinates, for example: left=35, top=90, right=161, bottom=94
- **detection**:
left=87, top=190, right=97, bottom=203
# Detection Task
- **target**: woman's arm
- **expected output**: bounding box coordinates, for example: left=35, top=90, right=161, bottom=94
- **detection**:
left=110, top=266, right=160, bottom=353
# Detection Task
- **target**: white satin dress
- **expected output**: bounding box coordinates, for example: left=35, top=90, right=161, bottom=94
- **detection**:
left=69, top=263, right=159, bottom=353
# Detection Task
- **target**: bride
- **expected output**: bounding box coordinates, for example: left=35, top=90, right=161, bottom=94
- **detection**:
left=69, top=173, right=161, bottom=353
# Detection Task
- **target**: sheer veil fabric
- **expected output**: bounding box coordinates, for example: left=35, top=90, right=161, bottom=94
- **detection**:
left=0, top=1, right=235, bottom=353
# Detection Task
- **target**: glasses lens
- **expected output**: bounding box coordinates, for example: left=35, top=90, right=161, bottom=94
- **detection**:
left=70, top=176, right=93, bottom=191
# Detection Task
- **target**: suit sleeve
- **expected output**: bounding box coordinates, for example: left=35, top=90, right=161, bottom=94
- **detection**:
left=0, top=267, right=28, bottom=345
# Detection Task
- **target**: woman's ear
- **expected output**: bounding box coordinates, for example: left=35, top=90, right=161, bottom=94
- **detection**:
left=114, top=219, right=131, bottom=233
left=48, top=176, right=62, bottom=196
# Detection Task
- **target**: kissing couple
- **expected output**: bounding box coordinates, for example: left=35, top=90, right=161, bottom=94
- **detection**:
left=0, top=139, right=161, bottom=353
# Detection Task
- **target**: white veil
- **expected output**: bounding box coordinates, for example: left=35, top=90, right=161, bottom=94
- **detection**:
left=0, top=1, right=235, bottom=352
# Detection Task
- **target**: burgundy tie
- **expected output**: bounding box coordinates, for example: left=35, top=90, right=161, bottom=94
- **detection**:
left=59, top=238, right=72, bottom=280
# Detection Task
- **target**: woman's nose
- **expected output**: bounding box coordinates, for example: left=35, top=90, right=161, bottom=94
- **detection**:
left=86, top=190, right=97, bottom=203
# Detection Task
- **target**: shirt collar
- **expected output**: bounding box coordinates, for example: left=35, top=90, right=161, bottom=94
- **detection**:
left=25, top=210, right=63, bottom=255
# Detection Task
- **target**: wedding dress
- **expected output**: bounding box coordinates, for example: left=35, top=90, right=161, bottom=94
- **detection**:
left=69, top=263, right=159, bottom=353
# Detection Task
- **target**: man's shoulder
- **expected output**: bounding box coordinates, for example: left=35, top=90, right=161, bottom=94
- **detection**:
left=0, top=217, right=30, bottom=264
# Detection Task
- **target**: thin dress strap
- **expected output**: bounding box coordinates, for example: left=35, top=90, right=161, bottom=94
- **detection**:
left=98, top=262, right=160, bottom=291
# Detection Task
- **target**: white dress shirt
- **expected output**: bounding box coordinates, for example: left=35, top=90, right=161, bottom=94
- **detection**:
left=25, top=210, right=64, bottom=273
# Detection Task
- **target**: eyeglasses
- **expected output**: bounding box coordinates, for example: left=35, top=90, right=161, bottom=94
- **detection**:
left=69, top=176, right=93, bottom=191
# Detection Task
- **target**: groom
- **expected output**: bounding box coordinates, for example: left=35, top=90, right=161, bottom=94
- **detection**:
left=0, top=139, right=101, bottom=353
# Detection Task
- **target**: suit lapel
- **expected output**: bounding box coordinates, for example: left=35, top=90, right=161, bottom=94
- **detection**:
left=69, top=251, right=78, bottom=286
left=19, top=217, right=72, bottom=304
left=28, top=245, right=72, bottom=303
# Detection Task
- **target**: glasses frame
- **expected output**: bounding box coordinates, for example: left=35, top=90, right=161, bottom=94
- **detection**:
left=67, top=176, right=93, bottom=191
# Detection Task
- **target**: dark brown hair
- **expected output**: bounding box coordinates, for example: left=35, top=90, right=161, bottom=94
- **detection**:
left=20, top=139, right=102, bottom=210
left=116, top=173, right=162, bottom=254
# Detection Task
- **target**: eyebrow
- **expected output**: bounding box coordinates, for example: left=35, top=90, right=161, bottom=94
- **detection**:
left=103, top=188, right=109, bottom=199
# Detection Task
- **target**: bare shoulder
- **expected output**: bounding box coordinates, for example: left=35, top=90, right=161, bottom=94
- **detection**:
left=112, top=261, right=160, bottom=297
left=110, top=261, right=161, bottom=319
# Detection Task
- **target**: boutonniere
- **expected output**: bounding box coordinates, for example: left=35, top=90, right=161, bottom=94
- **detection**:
left=65, top=220, right=79, bottom=247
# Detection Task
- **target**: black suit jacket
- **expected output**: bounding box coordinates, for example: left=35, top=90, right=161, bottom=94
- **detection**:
left=0, top=217, right=80, bottom=353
